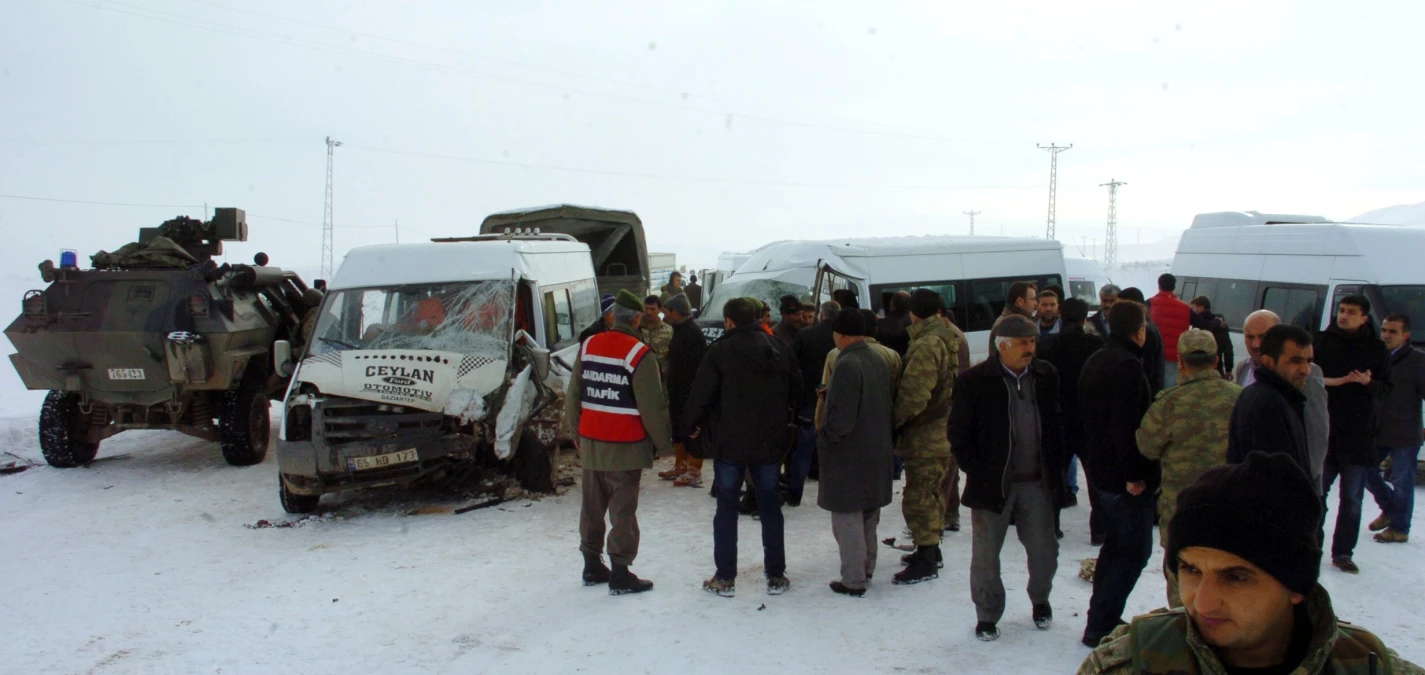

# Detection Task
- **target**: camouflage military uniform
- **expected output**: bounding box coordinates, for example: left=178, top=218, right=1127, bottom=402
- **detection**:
left=1136, top=346, right=1242, bottom=607
left=639, top=320, right=673, bottom=364
left=1078, top=585, right=1424, bottom=674
left=893, top=315, right=958, bottom=547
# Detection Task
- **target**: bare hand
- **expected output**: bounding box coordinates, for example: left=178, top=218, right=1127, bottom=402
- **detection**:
left=689, top=427, right=701, bottom=440
left=1351, top=370, right=1372, bottom=385
left=1126, top=481, right=1146, bottom=496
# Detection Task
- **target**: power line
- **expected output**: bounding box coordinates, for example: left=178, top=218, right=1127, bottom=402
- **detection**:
left=1037, top=143, right=1072, bottom=240
left=348, top=145, right=1037, bottom=191
left=57, top=0, right=1028, bottom=147
left=0, top=193, right=203, bottom=209
left=0, top=137, right=308, bottom=146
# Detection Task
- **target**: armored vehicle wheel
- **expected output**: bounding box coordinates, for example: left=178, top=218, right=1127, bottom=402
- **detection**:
left=279, top=474, right=320, bottom=514
left=38, top=391, right=99, bottom=468
left=219, top=377, right=270, bottom=466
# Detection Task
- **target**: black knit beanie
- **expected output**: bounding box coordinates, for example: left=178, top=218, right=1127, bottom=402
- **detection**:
left=831, top=308, right=866, bottom=337
left=909, top=288, right=944, bottom=319
left=1166, top=452, right=1323, bottom=594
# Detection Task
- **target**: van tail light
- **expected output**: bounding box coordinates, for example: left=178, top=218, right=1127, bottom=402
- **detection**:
left=188, top=293, right=210, bottom=318
left=22, top=291, right=46, bottom=317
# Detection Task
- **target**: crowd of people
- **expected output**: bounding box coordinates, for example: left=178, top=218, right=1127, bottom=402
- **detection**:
left=563, top=271, right=1424, bottom=673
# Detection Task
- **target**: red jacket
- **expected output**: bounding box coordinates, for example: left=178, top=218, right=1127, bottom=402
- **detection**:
left=1149, top=291, right=1192, bottom=362
left=577, top=330, right=652, bottom=443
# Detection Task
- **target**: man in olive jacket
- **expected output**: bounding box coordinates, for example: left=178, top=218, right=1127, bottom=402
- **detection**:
left=817, top=309, right=896, bottom=597
left=566, top=290, right=673, bottom=595
left=891, top=289, right=960, bottom=585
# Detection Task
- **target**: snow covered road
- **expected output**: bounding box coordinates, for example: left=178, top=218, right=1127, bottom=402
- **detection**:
left=1, top=414, right=1421, bottom=674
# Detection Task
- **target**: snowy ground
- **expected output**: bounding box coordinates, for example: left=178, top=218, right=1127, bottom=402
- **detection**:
left=1, top=413, right=1422, bottom=675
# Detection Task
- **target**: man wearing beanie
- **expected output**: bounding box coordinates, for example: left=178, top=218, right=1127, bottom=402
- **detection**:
left=950, top=313, right=1065, bottom=641
left=1135, top=328, right=1243, bottom=608
left=773, top=294, right=804, bottom=345
left=817, top=309, right=896, bottom=596
left=566, top=289, right=672, bottom=595
left=890, top=289, right=961, bottom=585
left=1079, top=452, right=1422, bottom=674
left=814, top=309, right=902, bottom=433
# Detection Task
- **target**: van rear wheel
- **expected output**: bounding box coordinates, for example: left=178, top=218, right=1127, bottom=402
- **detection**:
left=220, top=377, right=270, bottom=466
left=279, top=474, right=321, bottom=514
left=39, top=391, right=99, bottom=468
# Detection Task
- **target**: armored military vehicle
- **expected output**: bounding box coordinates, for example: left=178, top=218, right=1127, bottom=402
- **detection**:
left=5, top=208, right=317, bottom=468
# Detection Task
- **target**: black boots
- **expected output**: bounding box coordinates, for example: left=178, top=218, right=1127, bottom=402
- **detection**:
left=608, top=564, right=654, bottom=595
left=892, top=545, right=940, bottom=585
left=582, top=552, right=611, bottom=586
left=899, top=545, right=944, bottom=569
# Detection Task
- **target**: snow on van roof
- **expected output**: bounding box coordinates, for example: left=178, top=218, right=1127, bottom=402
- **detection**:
left=483, top=203, right=637, bottom=218
left=330, top=239, right=589, bottom=290
left=1190, top=211, right=1332, bottom=228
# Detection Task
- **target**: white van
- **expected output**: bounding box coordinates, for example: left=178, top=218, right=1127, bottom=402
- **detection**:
left=1065, top=257, right=1114, bottom=312
left=1170, top=211, right=1425, bottom=360
left=697, top=236, right=1067, bottom=363
left=275, top=233, right=597, bottom=512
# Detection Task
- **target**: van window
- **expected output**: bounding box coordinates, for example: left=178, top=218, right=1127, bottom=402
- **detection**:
left=967, top=276, right=1059, bottom=332
left=1212, top=279, right=1258, bottom=330
left=569, top=279, right=599, bottom=330
left=870, top=282, right=963, bottom=328
left=1262, top=287, right=1323, bottom=331
left=1070, top=280, right=1097, bottom=308
left=544, top=289, right=574, bottom=347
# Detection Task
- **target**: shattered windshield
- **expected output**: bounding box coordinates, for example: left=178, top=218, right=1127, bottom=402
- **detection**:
left=698, top=276, right=812, bottom=323
left=310, top=280, right=515, bottom=358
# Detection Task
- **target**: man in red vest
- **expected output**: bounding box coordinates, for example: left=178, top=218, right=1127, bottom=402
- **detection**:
left=1150, top=274, right=1193, bottom=389
left=566, top=289, right=673, bottom=595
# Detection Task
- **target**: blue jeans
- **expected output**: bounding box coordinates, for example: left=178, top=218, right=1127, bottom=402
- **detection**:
left=784, top=406, right=817, bottom=503
left=713, top=460, right=786, bottom=581
left=1322, top=461, right=1370, bottom=559
left=1066, top=455, right=1080, bottom=495
left=1365, top=446, right=1420, bottom=534
left=1085, top=491, right=1155, bottom=637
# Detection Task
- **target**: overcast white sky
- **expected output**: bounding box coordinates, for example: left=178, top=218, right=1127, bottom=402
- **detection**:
left=2, top=0, right=1423, bottom=274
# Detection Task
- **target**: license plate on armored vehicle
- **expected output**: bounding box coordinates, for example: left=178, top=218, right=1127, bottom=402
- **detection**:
left=348, top=448, right=418, bottom=472
left=107, top=369, right=146, bottom=380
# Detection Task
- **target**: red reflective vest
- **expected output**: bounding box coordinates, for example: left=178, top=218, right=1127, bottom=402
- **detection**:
left=577, top=330, right=651, bottom=443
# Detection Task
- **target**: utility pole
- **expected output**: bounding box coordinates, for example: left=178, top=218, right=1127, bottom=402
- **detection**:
left=1037, top=143, right=1072, bottom=239
left=962, top=210, right=981, bottom=235
left=394, top=219, right=400, bottom=244
left=321, top=136, right=343, bottom=280
left=1100, top=178, right=1126, bottom=267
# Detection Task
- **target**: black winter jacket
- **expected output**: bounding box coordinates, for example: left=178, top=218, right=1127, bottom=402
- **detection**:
left=664, top=318, right=708, bottom=431
left=875, top=314, right=911, bottom=357
left=1314, top=323, right=1393, bottom=466
left=1378, top=346, right=1425, bottom=448
left=1227, top=366, right=1312, bottom=480
left=1079, top=335, right=1158, bottom=494
left=1038, top=325, right=1104, bottom=461
left=949, top=355, right=1067, bottom=514
left=683, top=325, right=802, bottom=465
left=793, top=319, right=836, bottom=410
left=1191, top=310, right=1234, bottom=378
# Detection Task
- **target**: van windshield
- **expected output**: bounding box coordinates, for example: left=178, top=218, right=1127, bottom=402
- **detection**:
left=699, top=277, right=811, bottom=323
left=1376, top=285, right=1425, bottom=346
left=310, top=280, right=515, bottom=358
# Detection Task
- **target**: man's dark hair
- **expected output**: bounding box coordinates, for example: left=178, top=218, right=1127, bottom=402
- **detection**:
left=1061, top=297, right=1089, bottom=324
left=644, top=295, right=661, bottom=308
left=1181, top=352, right=1217, bottom=370
left=724, top=297, right=757, bottom=328
left=1261, top=324, right=1312, bottom=361
left=1044, top=284, right=1065, bottom=301
left=1038, top=289, right=1059, bottom=302
left=1339, top=293, right=1371, bottom=316
left=887, top=290, right=912, bottom=317
left=669, top=271, right=682, bottom=280
left=1158, top=273, right=1177, bottom=293
left=1191, top=296, right=1211, bottom=312
left=689, top=273, right=697, bottom=283
left=832, top=289, right=859, bottom=309
left=1008, top=281, right=1037, bottom=305
left=860, top=309, right=880, bottom=341
left=1118, top=287, right=1146, bottom=303
left=1109, top=300, right=1147, bottom=339
left=909, top=288, right=944, bottom=319
left=1384, top=313, right=1412, bottom=332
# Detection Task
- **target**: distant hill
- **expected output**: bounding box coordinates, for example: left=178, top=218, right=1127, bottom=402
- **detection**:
left=1350, top=200, right=1425, bottom=225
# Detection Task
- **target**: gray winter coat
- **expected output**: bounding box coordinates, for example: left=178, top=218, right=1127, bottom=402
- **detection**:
left=816, top=340, right=895, bottom=513
left=1236, top=358, right=1329, bottom=492
left=1377, top=345, right=1425, bottom=448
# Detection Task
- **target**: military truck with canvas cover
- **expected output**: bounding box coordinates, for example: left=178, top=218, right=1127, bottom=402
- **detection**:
left=275, top=231, right=596, bottom=513
left=479, top=204, right=649, bottom=297
left=5, top=208, right=317, bottom=468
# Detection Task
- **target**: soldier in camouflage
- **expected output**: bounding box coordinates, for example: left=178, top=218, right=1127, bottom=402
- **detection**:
left=891, top=289, right=959, bottom=585
left=640, top=296, right=674, bottom=364
left=1080, top=452, right=1422, bottom=675
left=1135, top=328, right=1242, bottom=608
